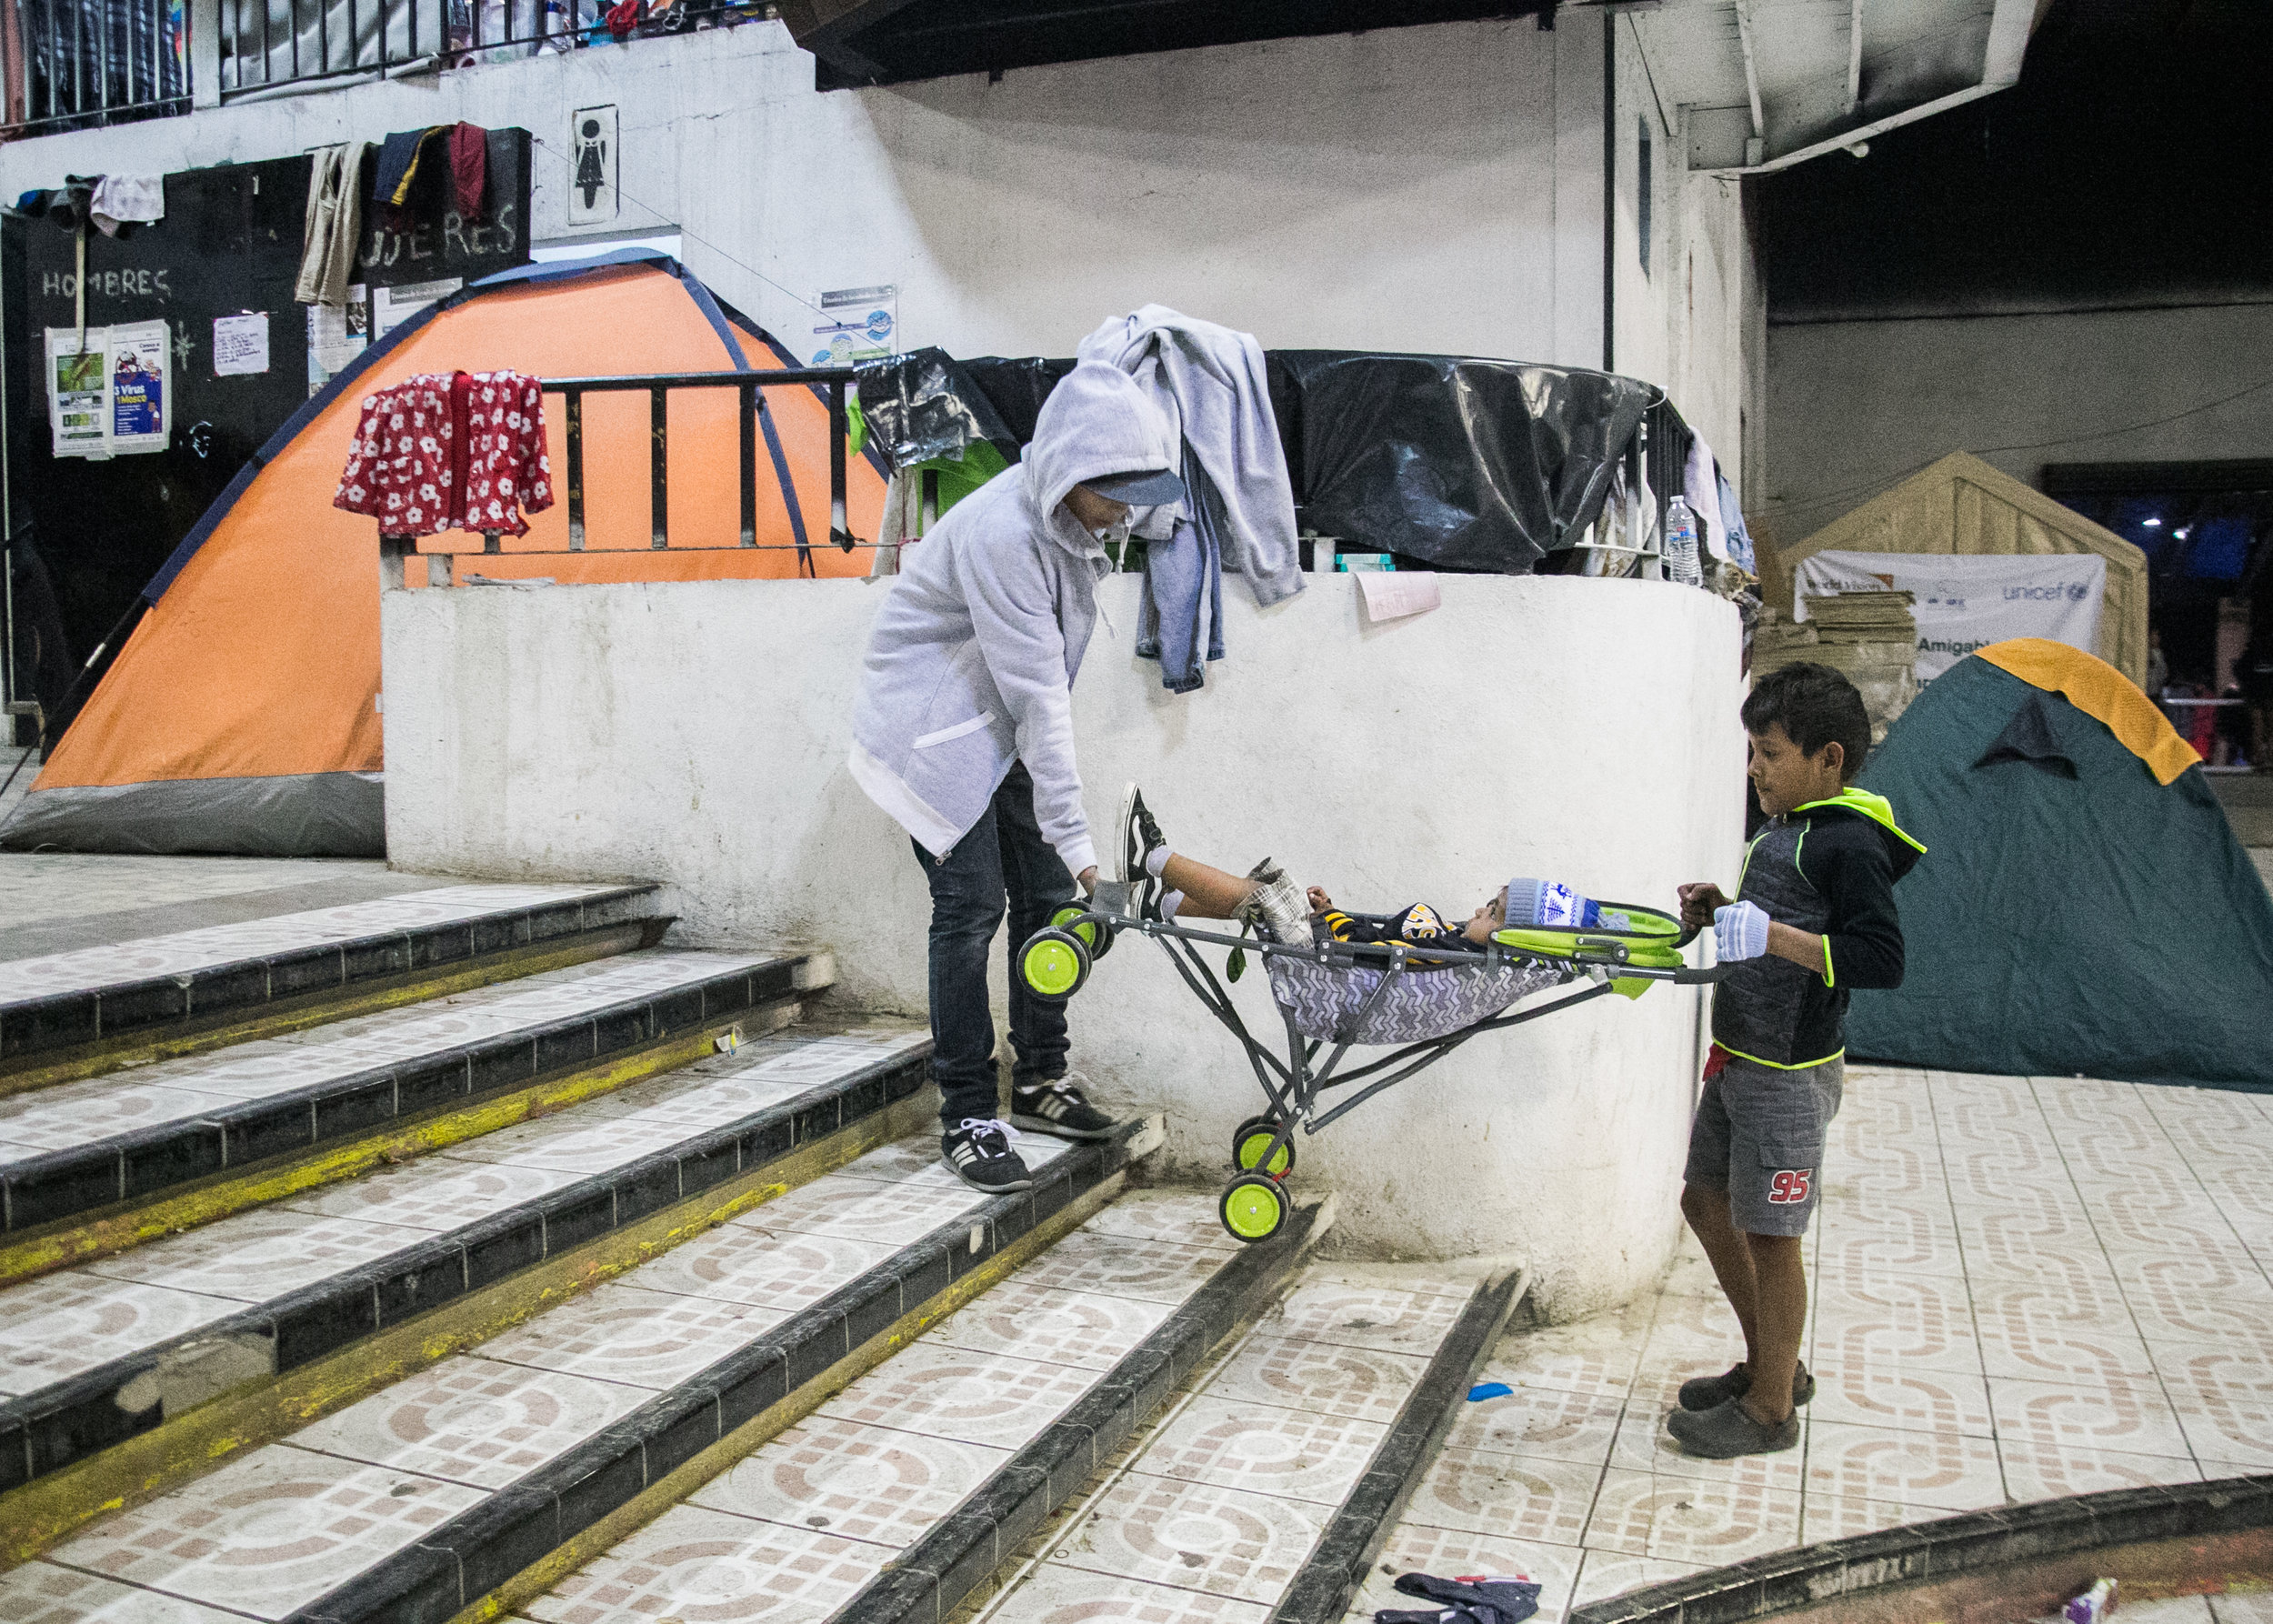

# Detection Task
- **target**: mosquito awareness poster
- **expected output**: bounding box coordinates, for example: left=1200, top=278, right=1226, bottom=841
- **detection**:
left=45, top=320, right=171, bottom=457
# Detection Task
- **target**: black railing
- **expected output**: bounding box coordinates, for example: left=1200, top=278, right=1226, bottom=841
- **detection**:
left=384, top=366, right=865, bottom=579
left=7, top=0, right=189, bottom=135
left=218, top=0, right=761, bottom=95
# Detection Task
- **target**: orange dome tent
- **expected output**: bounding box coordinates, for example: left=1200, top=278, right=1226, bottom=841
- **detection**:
left=1, top=249, right=887, bottom=856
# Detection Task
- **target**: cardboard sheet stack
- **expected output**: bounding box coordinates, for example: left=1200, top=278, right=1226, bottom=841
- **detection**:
left=1752, top=590, right=1920, bottom=748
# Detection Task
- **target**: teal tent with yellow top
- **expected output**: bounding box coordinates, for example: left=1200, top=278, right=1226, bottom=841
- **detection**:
left=1848, top=639, right=2273, bottom=1089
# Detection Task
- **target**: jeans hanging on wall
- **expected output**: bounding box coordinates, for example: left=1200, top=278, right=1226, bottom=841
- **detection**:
left=1136, top=448, right=1226, bottom=694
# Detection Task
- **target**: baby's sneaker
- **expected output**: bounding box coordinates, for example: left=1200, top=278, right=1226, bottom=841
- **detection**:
left=1009, top=1072, right=1117, bottom=1141
left=1115, top=782, right=1168, bottom=917
left=1238, top=859, right=1312, bottom=944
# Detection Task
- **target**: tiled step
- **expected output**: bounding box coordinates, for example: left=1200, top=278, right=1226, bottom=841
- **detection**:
left=960, top=1261, right=1523, bottom=1623
left=0, top=947, right=821, bottom=1277
left=0, top=882, right=666, bottom=1091
left=516, top=1185, right=1331, bottom=1624
left=0, top=1021, right=935, bottom=1560
left=0, top=1117, right=1161, bottom=1623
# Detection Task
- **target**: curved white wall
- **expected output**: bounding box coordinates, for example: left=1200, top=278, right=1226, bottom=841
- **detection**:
left=383, top=573, right=1744, bottom=1318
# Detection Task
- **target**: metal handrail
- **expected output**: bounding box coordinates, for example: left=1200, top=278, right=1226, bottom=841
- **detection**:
left=386, top=366, right=866, bottom=579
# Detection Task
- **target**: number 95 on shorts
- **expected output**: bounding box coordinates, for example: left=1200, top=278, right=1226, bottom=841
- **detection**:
left=1682, top=1055, right=1844, bottom=1238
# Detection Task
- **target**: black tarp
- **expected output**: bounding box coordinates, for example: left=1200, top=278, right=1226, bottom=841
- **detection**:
left=855, top=346, right=1668, bottom=573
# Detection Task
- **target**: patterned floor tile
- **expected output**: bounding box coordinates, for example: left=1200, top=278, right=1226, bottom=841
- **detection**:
left=1802, top=1419, right=2008, bottom=1511
left=81, top=1208, right=434, bottom=1302
left=0, top=1274, right=245, bottom=1396
left=1656, top=1246, right=1725, bottom=1301
left=2171, top=1390, right=2273, bottom=1466
left=1471, top=1303, right=1654, bottom=1401
left=1806, top=1358, right=1995, bottom=1438
left=1797, top=1490, right=1960, bottom=1544
left=1009, top=1228, right=1244, bottom=1308
left=1134, top=1394, right=1387, bottom=1506
left=520, top=1505, right=882, bottom=1623
left=816, top=1343, right=1096, bottom=1449
left=1968, top=1274, right=2157, bottom=1383
left=1998, top=1438, right=2201, bottom=1500
left=1254, top=1277, right=1474, bottom=1356
left=626, top=1226, right=895, bottom=1310
left=1200, top=1334, right=1427, bottom=1426
left=294, top=1357, right=650, bottom=1488
left=1951, top=1194, right=2110, bottom=1283
left=1080, top=1190, right=1245, bottom=1252
left=0, top=1082, right=251, bottom=1158
left=921, top=1279, right=1177, bottom=1373
left=1567, top=1550, right=1707, bottom=1609
left=690, top=1416, right=1006, bottom=1547
left=1809, top=1268, right=1983, bottom=1375
left=1444, top=1385, right=1628, bottom=1464
left=1397, top=1446, right=1602, bottom=1547
left=1815, top=1198, right=1965, bottom=1277
left=734, top=1173, right=983, bottom=1247
left=1050, top=1475, right=1334, bottom=1603
left=2128, top=1279, right=2273, bottom=1347
left=586, top=1071, right=816, bottom=1132
left=1345, top=1532, right=1583, bottom=1624
left=0, top=1564, right=247, bottom=1622
left=280, top=1158, right=587, bottom=1230
left=2210, top=1593, right=2273, bottom=1624
left=1989, top=1372, right=2194, bottom=1458
left=1587, top=1466, right=1802, bottom=1564
left=986, top=1567, right=1273, bottom=1623
left=436, top=1114, right=700, bottom=1174
left=49, top=1445, right=485, bottom=1619
left=478, top=1283, right=789, bottom=1390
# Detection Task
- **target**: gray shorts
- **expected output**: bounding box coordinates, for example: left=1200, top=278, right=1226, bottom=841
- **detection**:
left=1684, top=1054, right=1845, bottom=1238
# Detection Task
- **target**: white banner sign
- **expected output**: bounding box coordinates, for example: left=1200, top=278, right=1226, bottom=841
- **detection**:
left=1794, top=549, right=2107, bottom=681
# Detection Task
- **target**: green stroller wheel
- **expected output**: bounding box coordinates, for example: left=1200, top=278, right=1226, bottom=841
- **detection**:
left=1219, top=1174, right=1287, bottom=1244
left=1231, top=1115, right=1294, bottom=1178
left=1046, top=904, right=1114, bottom=959
left=1019, top=928, right=1091, bottom=1003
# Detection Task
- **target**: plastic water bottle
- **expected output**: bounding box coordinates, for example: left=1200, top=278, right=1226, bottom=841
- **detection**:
left=1664, top=495, right=1702, bottom=586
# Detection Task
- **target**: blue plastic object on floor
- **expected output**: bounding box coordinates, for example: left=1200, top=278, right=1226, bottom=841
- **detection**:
left=1467, top=1382, right=1512, bottom=1402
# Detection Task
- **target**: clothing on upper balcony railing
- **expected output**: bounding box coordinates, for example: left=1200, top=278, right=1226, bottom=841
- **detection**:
left=334, top=370, right=554, bottom=538
left=297, top=143, right=369, bottom=307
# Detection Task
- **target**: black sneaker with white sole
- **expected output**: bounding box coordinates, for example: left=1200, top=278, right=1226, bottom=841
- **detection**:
left=939, top=1118, right=1034, bottom=1193
left=1008, top=1075, right=1118, bottom=1141
left=1116, top=781, right=1168, bottom=919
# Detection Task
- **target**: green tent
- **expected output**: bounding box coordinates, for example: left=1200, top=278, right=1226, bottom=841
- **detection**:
left=1850, top=640, right=2273, bottom=1090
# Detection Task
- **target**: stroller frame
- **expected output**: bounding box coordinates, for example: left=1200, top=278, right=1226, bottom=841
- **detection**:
left=1036, top=880, right=1727, bottom=1241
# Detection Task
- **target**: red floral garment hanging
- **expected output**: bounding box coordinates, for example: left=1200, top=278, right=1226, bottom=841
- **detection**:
left=335, top=369, right=554, bottom=537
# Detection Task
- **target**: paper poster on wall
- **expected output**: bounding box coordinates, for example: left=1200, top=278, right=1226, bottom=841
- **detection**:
left=809, top=285, right=896, bottom=366
left=106, top=320, right=171, bottom=452
left=372, top=277, right=462, bottom=339
left=1794, top=549, right=2108, bottom=681
left=45, top=327, right=110, bottom=456
left=214, top=313, right=270, bottom=376
left=307, top=285, right=370, bottom=397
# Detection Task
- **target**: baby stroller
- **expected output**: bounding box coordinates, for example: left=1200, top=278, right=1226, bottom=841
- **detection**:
left=1017, top=880, right=1727, bottom=1243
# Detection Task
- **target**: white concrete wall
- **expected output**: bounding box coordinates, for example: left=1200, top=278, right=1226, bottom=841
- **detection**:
left=1758, top=302, right=2273, bottom=548
left=1607, top=25, right=1765, bottom=494
left=1, top=19, right=1613, bottom=367
left=383, top=572, right=1745, bottom=1315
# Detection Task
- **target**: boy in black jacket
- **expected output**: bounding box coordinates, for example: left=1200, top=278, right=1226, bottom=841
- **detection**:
left=1667, top=663, right=1924, bottom=1459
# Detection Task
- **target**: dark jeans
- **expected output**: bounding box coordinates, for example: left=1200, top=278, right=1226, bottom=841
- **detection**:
left=912, top=762, right=1076, bottom=1129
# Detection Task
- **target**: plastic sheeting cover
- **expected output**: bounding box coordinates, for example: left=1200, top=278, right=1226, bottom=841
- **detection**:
left=855, top=346, right=1020, bottom=469
left=0, top=772, right=385, bottom=857
left=1271, top=351, right=1656, bottom=572
left=854, top=347, right=1663, bottom=573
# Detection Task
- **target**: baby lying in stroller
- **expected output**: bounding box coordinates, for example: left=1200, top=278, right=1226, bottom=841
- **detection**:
left=1115, top=785, right=1632, bottom=961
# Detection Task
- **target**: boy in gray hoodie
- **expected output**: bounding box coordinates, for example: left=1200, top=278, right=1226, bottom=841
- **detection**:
left=850, top=361, right=1184, bottom=1192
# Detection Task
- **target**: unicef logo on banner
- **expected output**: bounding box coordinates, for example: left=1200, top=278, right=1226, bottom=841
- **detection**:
left=1796, top=548, right=2109, bottom=683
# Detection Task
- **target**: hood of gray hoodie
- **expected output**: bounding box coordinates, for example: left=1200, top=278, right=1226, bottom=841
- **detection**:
left=847, top=361, right=1173, bottom=875
left=1023, top=359, right=1179, bottom=564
